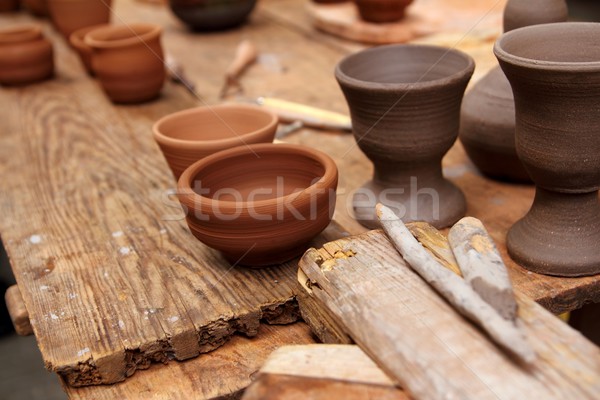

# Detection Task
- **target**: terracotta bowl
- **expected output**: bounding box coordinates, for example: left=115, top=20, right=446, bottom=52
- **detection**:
left=48, top=0, right=112, bottom=37
left=169, top=0, right=257, bottom=31
left=0, top=24, right=54, bottom=85
left=69, top=24, right=107, bottom=75
left=153, top=104, right=278, bottom=179
left=354, top=0, right=414, bottom=23
left=85, top=23, right=165, bottom=104
left=177, top=143, right=338, bottom=267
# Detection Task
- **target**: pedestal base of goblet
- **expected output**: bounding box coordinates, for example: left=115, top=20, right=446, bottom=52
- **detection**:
left=352, top=177, right=466, bottom=229
left=507, top=188, right=600, bottom=277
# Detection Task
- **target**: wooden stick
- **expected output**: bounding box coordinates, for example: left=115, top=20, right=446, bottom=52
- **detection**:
left=5, top=285, right=33, bottom=336
left=376, top=204, right=536, bottom=363
left=220, top=40, right=258, bottom=99
left=449, top=217, right=518, bottom=321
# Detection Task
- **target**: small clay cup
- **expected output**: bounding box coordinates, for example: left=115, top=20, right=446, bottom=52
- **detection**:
left=22, top=0, right=49, bottom=16
left=153, top=104, right=278, bottom=179
left=0, top=24, right=54, bottom=85
left=354, top=0, right=413, bottom=23
left=336, top=44, right=474, bottom=229
left=177, top=143, right=338, bottom=267
left=495, top=22, right=600, bottom=276
left=169, top=0, right=257, bottom=31
left=69, top=24, right=107, bottom=75
left=48, top=0, right=112, bottom=37
left=85, top=24, right=166, bottom=104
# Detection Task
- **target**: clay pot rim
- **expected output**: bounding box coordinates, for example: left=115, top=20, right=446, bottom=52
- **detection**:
left=335, top=44, right=475, bottom=91
left=84, top=23, right=162, bottom=49
left=0, top=24, right=42, bottom=44
left=153, top=104, right=278, bottom=149
left=177, top=143, right=338, bottom=210
left=69, top=24, right=109, bottom=50
left=495, top=22, right=600, bottom=71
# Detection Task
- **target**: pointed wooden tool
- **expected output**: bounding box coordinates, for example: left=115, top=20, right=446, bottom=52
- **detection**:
left=449, top=217, right=518, bottom=321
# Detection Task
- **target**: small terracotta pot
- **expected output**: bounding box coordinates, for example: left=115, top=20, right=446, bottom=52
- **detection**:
left=85, top=24, right=166, bottom=104
left=354, top=0, right=413, bottom=23
left=47, top=0, right=111, bottom=37
left=177, top=143, right=338, bottom=267
left=0, top=0, right=19, bottom=12
left=22, top=0, right=49, bottom=16
left=495, top=22, right=600, bottom=276
left=0, top=24, right=54, bottom=85
left=336, top=44, right=474, bottom=229
left=154, top=104, right=278, bottom=179
left=169, top=0, right=257, bottom=31
left=69, top=24, right=107, bottom=75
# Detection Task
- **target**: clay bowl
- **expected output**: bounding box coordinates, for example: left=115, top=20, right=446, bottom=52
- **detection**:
left=69, top=24, right=106, bottom=75
left=84, top=23, right=165, bottom=104
left=169, top=0, right=257, bottom=31
left=48, top=0, right=111, bottom=37
left=154, top=104, right=278, bottom=179
left=22, top=0, right=49, bottom=16
left=354, top=0, right=414, bottom=23
left=0, top=24, right=54, bottom=85
left=177, top=143, right=338, bottom=267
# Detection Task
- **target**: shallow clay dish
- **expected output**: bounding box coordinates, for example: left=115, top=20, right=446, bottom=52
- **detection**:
left=177, top=143, right=338, bottom=267
left=85, top=23, right=165, bottom=104
left=354, top=0, right=413, bottom=23
left=169, top=0, right=257, bottom=31
left=153, top=104, right=278, bottom=179
left=495, top=22, right=600, bottom=276
left=69, top=24, right=107, bottom=75
left=0, top=24, right=54, bottom=85
left=48, top=0, right=112, bottom=37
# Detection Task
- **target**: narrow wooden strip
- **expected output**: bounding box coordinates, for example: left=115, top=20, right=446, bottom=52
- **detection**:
left=5, top=285, right=33, bottom=336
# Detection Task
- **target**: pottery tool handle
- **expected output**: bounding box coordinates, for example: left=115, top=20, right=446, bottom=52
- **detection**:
left=220, top=40, right=258, bottom=98
left=256, top=97, right=352, bottom=132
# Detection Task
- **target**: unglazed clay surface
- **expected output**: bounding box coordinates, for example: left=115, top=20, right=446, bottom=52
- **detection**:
left=169, top=0, right=257, bottom=31
left=0, top=24, right=53, bottom=85
left=503, top=0, right=568, bottom=33
left=495, top=22, right=600, bottom=276
left=48, top=0, right=111, bottom=37
left=336, top=44, right=473, bottom=229
left=354, top=0, right=413, bottom=23
left=85, top=23, right=165, bottom=104
left=69, top=24, right=107, bottom=75
left=177, top=143, right=338, bottom=267
left=153, top=104, right=277, bottom=179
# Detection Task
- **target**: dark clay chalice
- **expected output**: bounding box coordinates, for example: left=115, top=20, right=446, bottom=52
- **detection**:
left=335, top=44, right=474, bottom=229
left=495, top=22, right=600, bottom=276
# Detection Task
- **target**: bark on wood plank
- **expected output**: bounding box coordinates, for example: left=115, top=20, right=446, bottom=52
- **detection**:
left=449, top=216, right=518, bottom=321
left=65, top=323, right=315, bottom=400
left=242, top=345, right=409, bottom=400
left=5, top=285, right=33, bottom=336
left=298, top=229, right=600, bottom=400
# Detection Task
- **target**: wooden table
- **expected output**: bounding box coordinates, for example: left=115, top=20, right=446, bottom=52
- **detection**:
left=1, top=0, right=599, bottom=398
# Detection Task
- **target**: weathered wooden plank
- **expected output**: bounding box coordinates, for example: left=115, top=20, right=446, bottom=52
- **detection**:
left=298, top=230, right=600, bottom=400
left=65, top=323, right=315, bottom=400
left=242, top=345, right=408, bottom=400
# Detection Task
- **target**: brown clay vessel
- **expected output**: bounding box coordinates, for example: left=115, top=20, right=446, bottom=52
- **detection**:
left=0, top=24, right=54, bottom=85
left=153, top=104, right=278, bottom=179
left=85, top=23, right=166, bottom=104
left=459, top=0, right=568, bottom=183
left=336, top=44, right=474, bottom=229
left=22, top=0, right=49, bottom=16
left=495, top=22, right=600, bottom=276
left=69, top=24, right=106, bottom=75
left=48, top=0, right=111, bottom=37
left=177, top=143, right=338, bottom=267
left=354, top=0, right=413, bottom=23
left=0, top=0, right=19, bottom=12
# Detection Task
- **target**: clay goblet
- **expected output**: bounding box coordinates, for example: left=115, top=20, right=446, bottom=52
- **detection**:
left=335, top=44, right=474, bottom=229
left=47, top=0, right=112, bottom=37
left=153, top=104, right=278, bottom=179
left=85, top=24, right=166, bottom=104
left=495, top=22, right=600, bottom=276
left=0, top=24, right=54, bottom=85
left=177, top=143, right=338, bottom=267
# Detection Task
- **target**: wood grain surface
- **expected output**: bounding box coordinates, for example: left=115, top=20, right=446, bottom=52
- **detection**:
left=298, top=230, right=600, bottom=399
